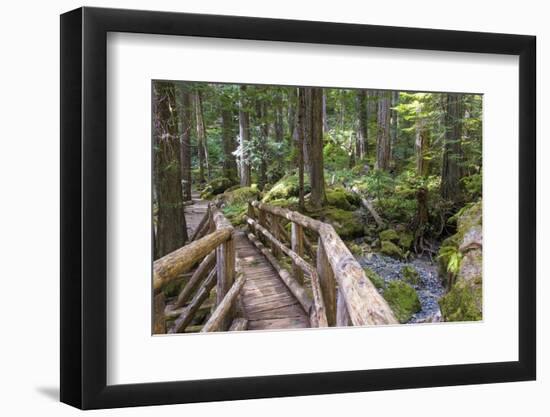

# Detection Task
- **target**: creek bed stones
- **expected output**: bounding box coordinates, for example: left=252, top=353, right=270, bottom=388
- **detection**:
left=357, top=252, right=444, bottom=323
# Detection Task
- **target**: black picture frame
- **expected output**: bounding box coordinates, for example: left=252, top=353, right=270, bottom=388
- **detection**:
left=60, top=6, right=536, bottom=410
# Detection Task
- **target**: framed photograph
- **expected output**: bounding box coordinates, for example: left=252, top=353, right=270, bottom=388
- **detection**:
left=60, top=6, right=536, bottom=409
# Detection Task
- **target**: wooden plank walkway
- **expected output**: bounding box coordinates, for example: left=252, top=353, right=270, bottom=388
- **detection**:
left=234, top=231, right=310, bottom=330
left=184, top=193, right=209, bottom=238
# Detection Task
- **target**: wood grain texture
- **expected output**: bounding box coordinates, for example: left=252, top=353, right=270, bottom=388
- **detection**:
left=234, top=231, right=310, bottom=330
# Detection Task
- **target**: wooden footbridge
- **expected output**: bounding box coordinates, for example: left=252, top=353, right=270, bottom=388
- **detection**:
left=153, top=197, right=397, bottom=334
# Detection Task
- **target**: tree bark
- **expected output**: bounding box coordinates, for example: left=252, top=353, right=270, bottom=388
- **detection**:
left=441, top=93, right=464, bottom=201
left=415, top=102, right=429, bottom=176
left=194, top=90, right=209, bottom=183
left=375, top=91, right=391, bottom=171
left=238, top=86, right=251, bottom=186
left=297, top=88, right=306, bottom=210
left=221, top=107, right=238, bottom=181
left=153, top=81, right=188, bottom=259
left=356, top=90, right=368, bottom=161
left=309, top=87, right=327, bottom=209
left=179, top=85, right=193, bottom=201
left=256, top=98, right=269, bottom=189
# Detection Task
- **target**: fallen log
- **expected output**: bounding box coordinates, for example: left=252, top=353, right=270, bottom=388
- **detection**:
left=350, top=186, right=385, bottom=228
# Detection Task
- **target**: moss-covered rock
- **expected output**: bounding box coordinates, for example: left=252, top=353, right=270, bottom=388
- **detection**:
left=379, top=229, right=399, bottom=242
left=383, top=280, right=421, bottom=323
left=322, top=208, right=364, bottom=239
left=439, top=275, right=482, bottom=322
left=200, top=177, right=234, bottom=199
left=438, top=200, right=483, bottom=322
left=223, top=185, right=259, bottom=205
left=364, top=267, right=385, bottom=290
left=325, top=186, right=359, bottom=210
left=380, top=240, right=404, bottom=259
left=262, top=174, right=310, bottom=203
left=401, top=265, right=420, bottom=285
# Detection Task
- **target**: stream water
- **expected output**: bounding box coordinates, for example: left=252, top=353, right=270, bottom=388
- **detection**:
left=356, top=251, right=445, bottom=323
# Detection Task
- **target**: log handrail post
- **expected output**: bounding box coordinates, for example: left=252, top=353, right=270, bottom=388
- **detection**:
left=336, top=288, right=351, bottom=327
left=317, top=239, right=337, bottom=326
left=291, top=222, right=305, bottom=285
left=270, top=213, right=282, bottom=258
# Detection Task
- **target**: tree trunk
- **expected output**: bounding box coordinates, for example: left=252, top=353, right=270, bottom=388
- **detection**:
left=221, top=108, right=238, bottom=181
left=195, top=91, right=209, bottom=183
left=179, top=85, right=193, bottom=201
left=297, top=88, right=306, bottom=210
left=366, top=90, right=378, bottom=160
left=309, top=88, right=327, bottom=209
left=375, top=91, right=391, bottom=171
left=322, top=90, right=329, bottom=133
left=415, top=103, right=429, bottom=176
left=256, top=98, right=269, bottom=190
left=153, top=82, right=188, bottom=259
left=357, top=90, right=368, bottom=160
left=238, top=86, right=251, bottom=186
left=441, top=93, right=463, bottom=201
left=303, top=88, right=312, bottom=172
left=390, top=91, right=399, bottom=162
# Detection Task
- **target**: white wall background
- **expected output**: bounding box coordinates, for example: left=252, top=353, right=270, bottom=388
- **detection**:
left=0, top=0, right=545, bottom=415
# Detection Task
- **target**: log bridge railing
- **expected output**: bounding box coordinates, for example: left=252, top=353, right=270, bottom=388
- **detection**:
left=245, top=201, right=397, bottom=327
left=153, top=205, right=247, bottom=334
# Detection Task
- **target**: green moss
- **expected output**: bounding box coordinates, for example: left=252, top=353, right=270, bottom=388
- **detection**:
left=364, top=268, right=385, bottom=290
left=401, top=265, right=420, bottom=285
left=326, top=187, right=358, bottom=210
left=439, top=280, right=482, bottom=322
left=322, top=208, right=364, bottom=239
left=223, top=185, right=259, bottom=205
left=398, top=231, right=414, bottom=250
left=379, top=229, right=399, bottom=242
left=262, top=174, right=310, bottom=203
left=383, top=280, right=421, bottom=323
left=200, top=177, right=234, bottom=199
left=380, top=240, right=404, bottom=259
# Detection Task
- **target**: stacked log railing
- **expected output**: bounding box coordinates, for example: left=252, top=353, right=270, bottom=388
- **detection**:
left=246, top=201, right=397, bottom=327
left=152, top=205, right=248, bottom=334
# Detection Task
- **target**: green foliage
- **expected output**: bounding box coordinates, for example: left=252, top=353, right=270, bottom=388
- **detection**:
left=438, top=246, right=463, bottom=275
left=383, top=280, right=421, bottom=323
